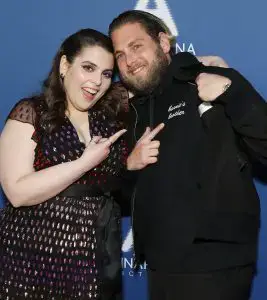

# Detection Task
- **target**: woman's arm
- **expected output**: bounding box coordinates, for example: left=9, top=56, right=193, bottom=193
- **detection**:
left=0, top=119, right=126, bottom=207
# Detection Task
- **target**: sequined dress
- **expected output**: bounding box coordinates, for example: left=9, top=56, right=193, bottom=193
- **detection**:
left=0, top=97, right=128, bottom=300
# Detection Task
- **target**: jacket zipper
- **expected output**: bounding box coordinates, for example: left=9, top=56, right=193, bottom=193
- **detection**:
left=130, top=96, right=153, bottom=267
left=149, top=94, right=154, bottom=128
left=131, top=102, right=139, bottom=143
left=130, top=102, right=138, bottom=265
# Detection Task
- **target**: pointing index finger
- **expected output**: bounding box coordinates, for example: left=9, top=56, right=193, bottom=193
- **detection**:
left=144, top=123, right=165, bottom=142
left=106, top=129, right=127, bottom=145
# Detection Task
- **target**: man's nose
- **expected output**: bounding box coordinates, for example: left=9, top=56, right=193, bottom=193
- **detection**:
left=125, top=53, right=136, bottom=67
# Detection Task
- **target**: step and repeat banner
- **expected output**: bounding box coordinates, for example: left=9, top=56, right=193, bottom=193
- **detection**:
left=1, top=1, right=267, bottom=299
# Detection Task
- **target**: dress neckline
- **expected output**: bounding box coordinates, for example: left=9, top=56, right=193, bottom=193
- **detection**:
left=64, top=111, right=91, bottom=146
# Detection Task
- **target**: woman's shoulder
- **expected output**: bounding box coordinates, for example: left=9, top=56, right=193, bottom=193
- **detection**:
left=7, top=96, right=42, bottom=126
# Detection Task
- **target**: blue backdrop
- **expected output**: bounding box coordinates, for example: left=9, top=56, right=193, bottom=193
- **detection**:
left=0, top=1, right=267, bottom=299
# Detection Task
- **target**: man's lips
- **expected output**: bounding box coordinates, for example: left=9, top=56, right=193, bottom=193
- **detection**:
left=129, top=65, right=146, bottom=75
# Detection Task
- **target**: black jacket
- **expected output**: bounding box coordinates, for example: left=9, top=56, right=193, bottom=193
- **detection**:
left=125, top=52, right=267, bottom=272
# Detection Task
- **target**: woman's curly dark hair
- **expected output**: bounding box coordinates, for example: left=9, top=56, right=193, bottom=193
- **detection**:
left=37, top=28, right=128, bottom=133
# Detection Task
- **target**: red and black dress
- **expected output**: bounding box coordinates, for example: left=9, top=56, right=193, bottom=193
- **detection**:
left=0, top=87, right=128, bottom=300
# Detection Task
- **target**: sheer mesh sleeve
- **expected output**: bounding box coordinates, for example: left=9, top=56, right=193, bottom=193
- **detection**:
left=7, top=98, right=36, bottom=126
left=7, top=98, right=38, bottom=142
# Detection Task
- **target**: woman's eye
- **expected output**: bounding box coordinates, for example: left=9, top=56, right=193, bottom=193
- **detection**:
left=83, top=65, right=94, bottom=72
left=103, top=72, right=113, bottom=79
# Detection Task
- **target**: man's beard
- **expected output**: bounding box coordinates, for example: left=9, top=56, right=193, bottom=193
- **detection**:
left=119, top=46, right=169, bottom=96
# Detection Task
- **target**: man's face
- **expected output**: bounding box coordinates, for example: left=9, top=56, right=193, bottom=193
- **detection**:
left=111, top=22, right=169, bottom=95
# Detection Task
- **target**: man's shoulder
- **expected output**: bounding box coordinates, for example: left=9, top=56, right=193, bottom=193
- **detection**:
left=168, top=52, right=202, bottom=82
left=171, top=52, right=199, bottom=68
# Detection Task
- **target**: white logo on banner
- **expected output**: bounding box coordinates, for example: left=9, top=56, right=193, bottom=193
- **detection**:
left=121, top=227, right=147, bottom=277
left=135, top=0, right=178, bottom=36
left=122, top=228, right=133, bottom=252
left=134, top=0, right=196, bottom=54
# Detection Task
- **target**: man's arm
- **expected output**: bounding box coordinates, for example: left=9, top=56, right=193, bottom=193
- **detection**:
left=197, top=55, right=229, bottom=68
left=196, top=67, right=267, bottom=165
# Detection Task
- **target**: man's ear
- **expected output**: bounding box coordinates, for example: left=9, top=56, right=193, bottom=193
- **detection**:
left=158, top=32, right=171, bottom=54
left=59, top=55, right=69, bottom=77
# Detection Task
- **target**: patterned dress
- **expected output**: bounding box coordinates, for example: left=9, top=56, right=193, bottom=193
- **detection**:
left=0, top=87, right=128, bottom=300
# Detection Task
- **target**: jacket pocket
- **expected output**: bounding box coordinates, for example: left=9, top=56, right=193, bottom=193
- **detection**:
left=196, top=210, right=260, bottom=244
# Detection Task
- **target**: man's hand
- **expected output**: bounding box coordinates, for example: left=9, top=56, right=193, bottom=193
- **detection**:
left=196, top=73, right=232, bottom=102
left=127, top=123, right=165, bottom=171
left=197, top=55, right=229, bottom=68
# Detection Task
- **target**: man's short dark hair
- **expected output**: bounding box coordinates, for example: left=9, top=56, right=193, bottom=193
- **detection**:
left=109, top=10, right=176, bottom=55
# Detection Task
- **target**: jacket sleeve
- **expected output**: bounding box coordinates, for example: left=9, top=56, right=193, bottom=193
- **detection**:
left=204, top=66, right=267, bottom=165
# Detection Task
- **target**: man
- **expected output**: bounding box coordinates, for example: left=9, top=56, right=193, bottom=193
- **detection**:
left=109, top=10, right=267, bottom=300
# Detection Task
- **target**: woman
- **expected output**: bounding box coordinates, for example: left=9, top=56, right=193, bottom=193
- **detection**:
left=0, top=28, right=128, bottom=299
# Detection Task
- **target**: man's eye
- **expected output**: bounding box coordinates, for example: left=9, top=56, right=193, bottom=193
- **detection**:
left=133, top=44, right=141, bottom=51
left=116, top=53, right=123, bottom=60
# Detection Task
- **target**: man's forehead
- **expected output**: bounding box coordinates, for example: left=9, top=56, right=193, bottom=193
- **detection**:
left=112, top=23, right=149, bottom=48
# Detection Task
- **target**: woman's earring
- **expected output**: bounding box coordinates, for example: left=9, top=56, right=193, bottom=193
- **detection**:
left=60, top=73, right=64, bottom=79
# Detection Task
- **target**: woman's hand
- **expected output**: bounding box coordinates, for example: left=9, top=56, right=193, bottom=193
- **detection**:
left=80, top=129, right=127, bottom=171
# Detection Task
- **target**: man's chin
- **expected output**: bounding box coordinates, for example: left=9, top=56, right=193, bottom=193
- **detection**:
left=130, top=84, right=155, bottom=96
left=122, top=76, right=155, bottom=96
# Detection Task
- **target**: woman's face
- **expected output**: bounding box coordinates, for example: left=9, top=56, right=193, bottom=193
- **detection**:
left=60, top=45, right=114, bottom=113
